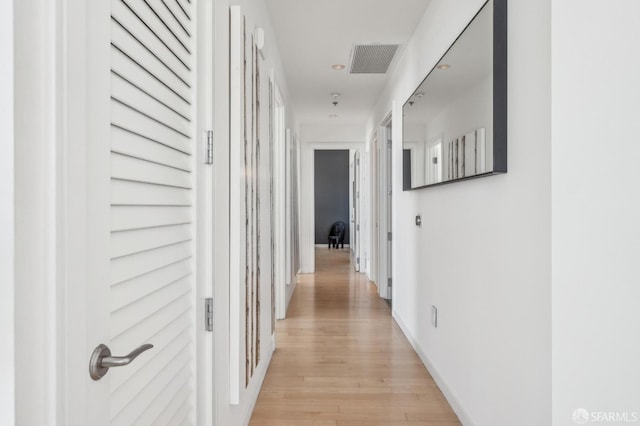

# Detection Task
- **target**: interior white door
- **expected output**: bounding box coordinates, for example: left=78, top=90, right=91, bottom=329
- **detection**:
left=386, top=133, right=393, bottom=302
left=371, top=137, right=379, bottom=285
left=66, top=1, right=200, bottom=424
left=353, top=151, right=361, bottom=272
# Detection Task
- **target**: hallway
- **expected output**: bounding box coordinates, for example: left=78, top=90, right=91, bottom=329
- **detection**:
left=250, top=249, right=460, bottom=425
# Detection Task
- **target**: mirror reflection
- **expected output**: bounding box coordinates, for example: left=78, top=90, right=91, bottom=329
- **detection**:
left=403, top=0, right=494, bottom=189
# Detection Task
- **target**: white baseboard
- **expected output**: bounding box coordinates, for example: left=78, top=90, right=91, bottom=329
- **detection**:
left=392, top=311, right=475, bottom=426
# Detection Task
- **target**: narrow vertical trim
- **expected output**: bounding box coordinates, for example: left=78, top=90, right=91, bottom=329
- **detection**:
left=0, top=0, right=15, bottom=422
left=493, top=0, right=508, bottom=172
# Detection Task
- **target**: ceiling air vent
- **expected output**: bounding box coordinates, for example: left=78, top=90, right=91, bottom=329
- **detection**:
left=349, top=44, right=400, bottom=74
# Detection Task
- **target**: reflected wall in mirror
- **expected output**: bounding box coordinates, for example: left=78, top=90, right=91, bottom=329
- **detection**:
left=402, top=0, right=507, bottom=190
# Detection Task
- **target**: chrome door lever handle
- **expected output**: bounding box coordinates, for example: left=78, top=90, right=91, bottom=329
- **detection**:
left=89, top=343, right=153, bottom=380
left=101, top=344, right=153, bottom=367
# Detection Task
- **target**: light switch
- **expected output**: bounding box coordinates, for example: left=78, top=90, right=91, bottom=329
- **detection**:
left=431, top=305, right=438, bottom=328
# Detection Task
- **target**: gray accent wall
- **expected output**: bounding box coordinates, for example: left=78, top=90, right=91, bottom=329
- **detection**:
left=314, top=150, right=350, bottom=245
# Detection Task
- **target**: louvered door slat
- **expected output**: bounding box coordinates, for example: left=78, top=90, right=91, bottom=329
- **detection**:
left=166, top=395, right=193, bottom=426
left=112, top=1, right=190, bottom=84
left=111, top=276, right=191, bottom=338
left=110, top=313, right=191, bottom=390
left=111, top=48, right=190, bottom=117
left=112, top=180, right=191, bottom=206
left=112, top=127, right=192, bottom=173
left=111, top=295, right=191, bottom=352
left=112, top=74, right=190, bottom=135
left=110, top=36, right=190, bottom=104
left=156, top=0, right=191, bottom=38
left=174, top=0, right=191, bottom=21
left=110, top=334, right=191, bottom=412
left=167, top=404, right=193, bottom=426
left=111, top=260, right=191, bottom=312
left=110, top=0, right=194, bottom=423
left=143, top=0, right=191, bottom=53
left=153, top=382, right=192, bottom=426
left=117, top=0, right=190, bottom=66
left=111, top=206, right=191, bottom=231
left=133, top=369, right=192, bottom=426
left=111, top=224, right=191, bottom=259
left=111, top=241, right=191, bottom=285
left=112, top=152, right=192, bottom=189
left=112, top=101, right=191, bottom=154
left=111, top=352, right=191, bottom=424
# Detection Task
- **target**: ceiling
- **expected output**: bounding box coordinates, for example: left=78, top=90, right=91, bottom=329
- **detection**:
left=264, top=0, right=433, bottom=125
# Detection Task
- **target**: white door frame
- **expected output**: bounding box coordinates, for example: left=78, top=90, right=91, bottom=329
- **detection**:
left=299, top=142, right=365, bottom=273
left=374, top=114, right=393, bottom=300
left=0, top=1, right=15, bottom=422
left=196, top=0, right=216, bottom=423
left=11, top=0, right=82, bottom=423
left=284, top=128, right=292, bottom=287
left=369, top=135, right=379, bottom=285
left=348, top=151, right=355, bottom=254
left=271, top=78, right=287, bottom=319
left=353, top=150, right=361, bottom=271
left=212, top=0, right=233, bottom=418
left=228, top=5, right=243, bottom=405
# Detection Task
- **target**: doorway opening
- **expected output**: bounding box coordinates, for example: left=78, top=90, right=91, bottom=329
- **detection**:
left=314, top=149, right=353, bottom=266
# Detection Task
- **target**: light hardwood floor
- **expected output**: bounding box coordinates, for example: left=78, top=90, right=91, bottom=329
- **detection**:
left=249, top=248, right=460, bottom=426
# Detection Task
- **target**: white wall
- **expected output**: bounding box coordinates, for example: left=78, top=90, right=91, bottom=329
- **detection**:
left=367, top=1, right=551, bottom=425
left=0, top=1, right=15, bottom=424
left=551, top=1, right=640, bottom=424
left=300, top=123, right=365, bottom=144
left=214, top=0, right=297, bottom=424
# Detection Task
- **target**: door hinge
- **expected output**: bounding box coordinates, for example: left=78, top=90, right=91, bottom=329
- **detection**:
left=387, top=140, right=392, bottom=148
left=388, top=277, right=392, bottom=288
left=357, top=224, right=360, bottom=231
left=205, top=130, right=214, bottom=165
left=205, top=298, right=214, bottom=332
left=387, top=231, right=392, bottom=241
left=357, top=257, right=360, bottom=265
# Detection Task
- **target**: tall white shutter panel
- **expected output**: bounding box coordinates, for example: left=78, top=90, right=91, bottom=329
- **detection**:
left=109, top=0, right=195, bottom=424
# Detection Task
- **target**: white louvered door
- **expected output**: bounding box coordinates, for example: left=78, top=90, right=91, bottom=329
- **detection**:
left=109, top=0, right=197, bottom=424
left=72, top=0, right=201, bottom=424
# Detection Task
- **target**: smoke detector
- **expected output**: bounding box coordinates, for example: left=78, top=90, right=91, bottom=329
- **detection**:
left=349, top=44, right=400, bottom=74
left=331, top=92, right=340, bottom=107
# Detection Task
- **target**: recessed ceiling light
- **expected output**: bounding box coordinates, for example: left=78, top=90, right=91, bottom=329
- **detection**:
left=331, top=92, right=341, bottom=99
left=437, top=64, right=451, bottom=70
left=415, top=92, right=425, bottom=98
left=329, top=114, right=338, bottom=118
left=331, top=64, right=346, bottom=71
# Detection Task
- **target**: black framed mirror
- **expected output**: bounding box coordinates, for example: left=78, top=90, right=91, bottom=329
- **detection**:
left=402, top=0, right=507, bottom=190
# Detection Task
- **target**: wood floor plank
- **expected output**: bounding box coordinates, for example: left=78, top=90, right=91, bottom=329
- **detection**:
left=249, top=248, right=460, bottom=425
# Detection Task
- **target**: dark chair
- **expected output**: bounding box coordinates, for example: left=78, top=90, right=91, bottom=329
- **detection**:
left=328, top=221, right=346, bottom=249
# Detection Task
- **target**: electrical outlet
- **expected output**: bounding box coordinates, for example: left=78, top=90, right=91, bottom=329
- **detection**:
left=431, top=305, right=438, bottom=328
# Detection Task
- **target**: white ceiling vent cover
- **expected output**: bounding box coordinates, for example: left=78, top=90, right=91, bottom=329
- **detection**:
left=349, top=44, right=399, bottom=74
